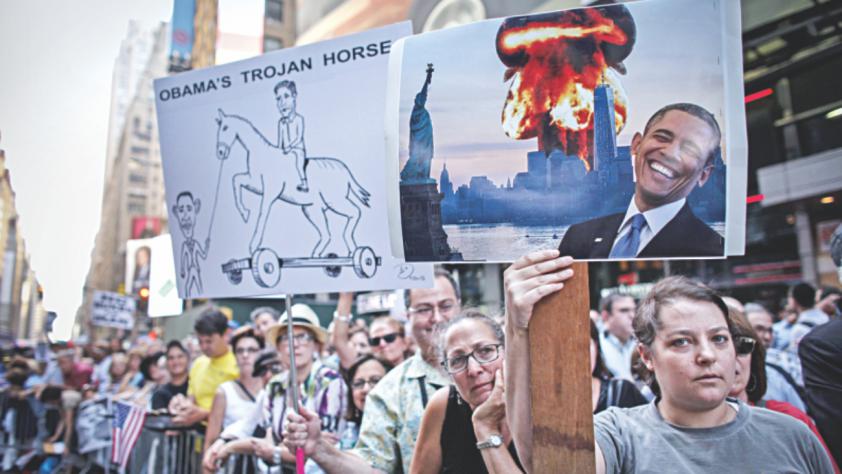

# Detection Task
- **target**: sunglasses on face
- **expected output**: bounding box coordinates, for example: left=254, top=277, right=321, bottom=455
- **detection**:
left=369, top=333, right=400, bottom=346
left=351, top=376, right=382, bottom=390
left=254, top=362, right=283, bottom=377
left=735, top=336, right=756, bottom=356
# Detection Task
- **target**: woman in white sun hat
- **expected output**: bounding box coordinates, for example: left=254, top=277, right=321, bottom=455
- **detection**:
left=207, top=304, right=347, bottom=473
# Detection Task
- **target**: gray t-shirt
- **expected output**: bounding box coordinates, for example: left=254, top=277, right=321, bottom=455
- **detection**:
left=595, top=400, right=834, bottom=473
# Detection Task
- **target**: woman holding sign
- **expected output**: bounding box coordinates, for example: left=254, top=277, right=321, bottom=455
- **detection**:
left=503, top=250, right=834, bottom=474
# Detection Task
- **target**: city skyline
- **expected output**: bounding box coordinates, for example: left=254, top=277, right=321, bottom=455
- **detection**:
left=397, top=0, right=728, bottom=192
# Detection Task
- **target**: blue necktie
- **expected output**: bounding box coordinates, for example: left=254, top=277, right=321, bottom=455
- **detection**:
left=610, top=214, right=647, bottom=258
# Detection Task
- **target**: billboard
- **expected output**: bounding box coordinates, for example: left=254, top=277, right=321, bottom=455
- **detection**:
left=168, top=0, right=196, bottom=72
left=131, top=216, right=162, bottom=239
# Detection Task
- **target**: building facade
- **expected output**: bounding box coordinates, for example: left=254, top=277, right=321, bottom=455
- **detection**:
left=0, top=142, right=47, bottom=343
left=77, top=23, right=170, bottom=336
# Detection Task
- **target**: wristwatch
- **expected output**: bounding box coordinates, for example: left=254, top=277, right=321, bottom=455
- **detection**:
left=333, top=311, right=353, bottom=323
left=476, top=433, right=503, bottom=450
left=272, top=446, right=282, bottom=465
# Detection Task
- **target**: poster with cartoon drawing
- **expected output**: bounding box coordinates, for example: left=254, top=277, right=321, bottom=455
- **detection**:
left=384, top=0, right=747, bottom=263
left=155, top=22, right=433, bottom=298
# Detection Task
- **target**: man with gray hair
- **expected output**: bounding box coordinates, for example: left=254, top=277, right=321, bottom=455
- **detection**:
left=249, top=306, right=280, bottom=339
left=747, top=303, right=807, bottom=412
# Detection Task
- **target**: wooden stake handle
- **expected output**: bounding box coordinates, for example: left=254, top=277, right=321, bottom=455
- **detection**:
left=528, top=262, right=594, bottom=473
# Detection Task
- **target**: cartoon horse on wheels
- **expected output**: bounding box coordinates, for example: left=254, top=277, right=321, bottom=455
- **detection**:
left=214, top=109, right=371, bottom=257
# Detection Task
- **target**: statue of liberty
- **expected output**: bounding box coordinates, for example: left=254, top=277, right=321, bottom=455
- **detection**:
left=400, top=64, right=436, bottom=184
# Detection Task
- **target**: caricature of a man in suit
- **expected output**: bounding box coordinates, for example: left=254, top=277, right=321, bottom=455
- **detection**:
left=173, top=191, right=209, bottom=297
left=558, top=103, right=724, bottom=259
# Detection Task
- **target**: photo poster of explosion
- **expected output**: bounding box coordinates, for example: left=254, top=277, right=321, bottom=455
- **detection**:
left=154, top=22, right=435, bottom=299
left=385, top=0, right=747, bottom=263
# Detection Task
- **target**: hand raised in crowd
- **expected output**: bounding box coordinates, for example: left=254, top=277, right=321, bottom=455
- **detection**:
left=283, top=406, right=324, bottom=457
left=471, top=369, right=507, bottom=438
left=336, top=292, right=354, bottom=316
left=504, top=250, right=574, bottom=330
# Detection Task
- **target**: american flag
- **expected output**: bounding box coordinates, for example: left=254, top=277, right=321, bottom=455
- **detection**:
left=111, top=401, right=146, bottom=469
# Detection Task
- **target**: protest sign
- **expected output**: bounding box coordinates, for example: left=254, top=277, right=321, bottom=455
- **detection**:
left=91, top=291, right=136, bottom=330
left=148, top=235, right=183, bottom=317
left=386, top=0, right=746, bottom=262
left=155, top=22, right=433, bottom=298
left=125, top=238, right=152, bottom=300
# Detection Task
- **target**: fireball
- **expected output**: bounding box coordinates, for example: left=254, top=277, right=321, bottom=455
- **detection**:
left=497, top=5, right=636, bottom=170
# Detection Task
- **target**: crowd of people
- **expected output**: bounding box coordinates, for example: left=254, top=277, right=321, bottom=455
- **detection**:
left=1, top=254, right=840, bottom=473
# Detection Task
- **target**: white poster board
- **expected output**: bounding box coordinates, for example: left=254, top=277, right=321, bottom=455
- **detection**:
left=91, top=291, right=136, bottom=330
left=155, top=22, right=434, bottom=298
left=125, top=238, right=152, bottom=299
left=149, top=235, right=183, bottom=317
left=386, top=0, right=747, bottom=263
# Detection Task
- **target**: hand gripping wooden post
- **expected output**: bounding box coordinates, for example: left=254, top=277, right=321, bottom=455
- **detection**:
left=528, top=262, right=595, bottom=473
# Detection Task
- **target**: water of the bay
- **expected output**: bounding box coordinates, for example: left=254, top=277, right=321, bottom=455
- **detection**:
left=443, top=222, right=726, bottom=261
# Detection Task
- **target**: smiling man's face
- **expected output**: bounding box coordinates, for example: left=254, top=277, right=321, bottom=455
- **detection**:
left=631, top=110, right=718, bottom=212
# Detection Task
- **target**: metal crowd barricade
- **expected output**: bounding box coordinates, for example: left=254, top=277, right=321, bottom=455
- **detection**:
left=220, top=453, right=283, bottom=474
left=130, top=413, right=204, bottom=474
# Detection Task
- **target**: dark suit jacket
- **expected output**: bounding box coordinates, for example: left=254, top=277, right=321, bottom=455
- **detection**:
left=799, top=319, right=842, bottom=465
left=558, top=202, right=724, bottom=259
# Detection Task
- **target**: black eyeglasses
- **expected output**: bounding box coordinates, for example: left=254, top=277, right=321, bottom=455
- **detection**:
left=441, top=344, right=502, bottom=374
left=735, top=336, right=756, bottom=356
left=351, top=376, right=382, bottom=390
left=369, top=333, right=400, bottom=346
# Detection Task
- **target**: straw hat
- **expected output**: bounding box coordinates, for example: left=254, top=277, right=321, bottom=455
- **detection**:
left=266, top=304, right=327, bottom=347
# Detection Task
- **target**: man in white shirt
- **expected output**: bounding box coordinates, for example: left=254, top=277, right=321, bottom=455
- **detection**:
left=598, top=293, right=637, bottom=380
left=559, top=103, right=724, bottom=259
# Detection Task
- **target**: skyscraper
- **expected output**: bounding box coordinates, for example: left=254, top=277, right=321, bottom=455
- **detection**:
left=592, top=81, right=617, bottom=171
left=77, top=23, right=170, bottom=336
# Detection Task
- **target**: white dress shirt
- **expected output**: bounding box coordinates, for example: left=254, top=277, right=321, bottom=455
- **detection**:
left=610, top=198, right=686, bottom=256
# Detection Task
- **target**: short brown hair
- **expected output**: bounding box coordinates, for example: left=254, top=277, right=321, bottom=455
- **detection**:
left=634, top=276, right=733, bottom=348
left=633, top=276, right=734, bottom=396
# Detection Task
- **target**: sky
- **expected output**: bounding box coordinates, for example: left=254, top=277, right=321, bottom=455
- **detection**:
left=0, top=1, right=173, bottom=340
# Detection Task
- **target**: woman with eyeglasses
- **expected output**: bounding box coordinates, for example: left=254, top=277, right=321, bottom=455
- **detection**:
left=503, top=250, right=835, bottom=474
left=339, top=355, right=393, bottom=450
left=202, top=326, right=265, bottom=471
left=410, top=310, right=523, bottom=474
left=369, top=316, right=411, bottom=367
left=728, top=309, right=840, bottom=472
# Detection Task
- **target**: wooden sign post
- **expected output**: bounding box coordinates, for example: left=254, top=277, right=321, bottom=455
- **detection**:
left=529, top=262, right=595, bottom=472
